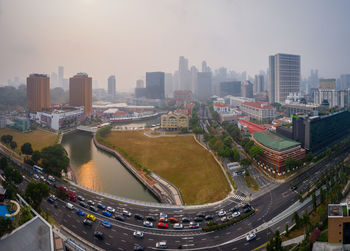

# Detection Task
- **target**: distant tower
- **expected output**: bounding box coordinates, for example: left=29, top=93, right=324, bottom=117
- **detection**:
left=136, top=79, right=144, bottom=88
left=146, top=72, right=165, bottom=99
left=202, top=61, right=208, bottom=72
left=242, top=81, right=254, bottom=98
left=69, top=73, right=92, bottom=114
left=26, top=74, right=50, bottom=113
left=108, top=75, right=116, bottom=97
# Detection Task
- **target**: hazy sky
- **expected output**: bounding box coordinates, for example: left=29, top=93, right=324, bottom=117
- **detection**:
left=1, top=0, right=350, bottom=91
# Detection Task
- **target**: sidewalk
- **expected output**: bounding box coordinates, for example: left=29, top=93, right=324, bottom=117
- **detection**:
left=282, top=234, right=305, bottom=247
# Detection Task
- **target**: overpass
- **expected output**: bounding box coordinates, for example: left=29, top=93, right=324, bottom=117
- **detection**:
left=76, top=125, right=98, bottom=133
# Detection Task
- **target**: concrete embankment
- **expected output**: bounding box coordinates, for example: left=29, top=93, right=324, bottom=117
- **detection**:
left=93, top=135, right=181, bottom=205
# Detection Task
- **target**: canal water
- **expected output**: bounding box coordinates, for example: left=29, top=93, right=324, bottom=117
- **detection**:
left=61, top=131, right=158, bottom=202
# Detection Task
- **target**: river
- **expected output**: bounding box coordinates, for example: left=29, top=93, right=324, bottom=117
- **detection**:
left=61, top=131, right=158, bottom=202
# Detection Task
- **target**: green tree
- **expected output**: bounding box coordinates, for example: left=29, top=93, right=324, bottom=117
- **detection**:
left=41, top=144, right=69, bottom=177
left=25, top=182, right=49, bottom=209
left=223, top=136, right=233, bottom=148
left=1, top=135, right=13, bottom=144
left=240, top=158, right=251, bottom=168
left=0, top=157, right=7, bottom=170
left=305, top=152, right=314, bottom=162
left=9, top=141, right=17, bottom=151
left=0, top=216, right=14, bottom=238
left=21, top=142, right=33, bottom=155
left=97, top=126, right=112, bottom=138
left=266, top=230, right=282, bottom=251
left=320, top=187, right=325, bottom=203
left=19, top=206, right=33, bottom=225
left=292, top=211, right=300, bottom=228
left=285, top=157, right=297, bottom=171
left=249, top=145, right=263, bottom=159
left=285, top=223, right=289, bottom=237
left=31, top=150, right=41, bottom=164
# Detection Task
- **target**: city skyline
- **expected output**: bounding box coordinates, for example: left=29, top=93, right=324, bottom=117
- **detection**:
left=1, top=0, right=350, bottom=91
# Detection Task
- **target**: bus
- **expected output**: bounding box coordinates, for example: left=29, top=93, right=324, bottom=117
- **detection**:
left=33, top=165, right=44, bottom=174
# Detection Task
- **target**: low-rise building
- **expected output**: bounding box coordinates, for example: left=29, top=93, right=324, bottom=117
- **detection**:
left=213, top=103, right=229, bottom=113
left=173, top=90, right=193, bottom=105
left=161, top=112, right=189, bottom=131
left=225, top=96, right=255, bottom=108
left=241, top=102, right=276, bottom=123
left=35, top=108, right=86, bottom=131
left=0, top=116, right=6, bottom=129
left=238, top=119, right=266, bottom=134
left=252, top=130, right=305, bottom=174
left=13, top=117, right=30, bottom=132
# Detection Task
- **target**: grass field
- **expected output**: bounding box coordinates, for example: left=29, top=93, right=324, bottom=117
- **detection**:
left=0, top=128, right=57, bottom=153
left=102, top=130, right=231, bottom=205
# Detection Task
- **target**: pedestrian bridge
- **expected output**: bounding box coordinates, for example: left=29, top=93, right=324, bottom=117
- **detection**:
left=76, top=126, right=98, bottom=133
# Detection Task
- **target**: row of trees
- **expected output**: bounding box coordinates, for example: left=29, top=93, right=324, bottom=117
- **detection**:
left=204, top=131, right=240, bottom=162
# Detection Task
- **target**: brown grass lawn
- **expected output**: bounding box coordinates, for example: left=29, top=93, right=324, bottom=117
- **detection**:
left=103, top=130, right=230, bottom=205
left=0, top=128, right=57, bottom=153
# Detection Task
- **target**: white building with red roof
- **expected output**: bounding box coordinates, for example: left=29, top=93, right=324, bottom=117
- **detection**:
left=213, top=103, right=229, bottom=113
left=241, top=101, right=276, bottom=123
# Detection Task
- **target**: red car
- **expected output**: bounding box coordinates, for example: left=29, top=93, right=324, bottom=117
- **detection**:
left=157, top=222, right=168, bottom=228
left=169, top=217, right=178, bottom=223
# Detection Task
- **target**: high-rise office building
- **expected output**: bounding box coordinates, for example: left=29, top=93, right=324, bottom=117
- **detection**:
left=136, top=79, right=144, bottom=88
left=58, top=66, right=64, bottom=82
left=269, top=53, right=301, bottom=104
left=146, top=72, right=165, bottom=99
left=26, top=74, right=50, bottom=113
left=219, top=81, right=241, bottom=97
left=197, top=72, right=212, bottom=101
left=340, top=74, right=350, bottom=90
left=242, top=81, right=254, bottom=98
left=202, top=61, right=210, bottom=73
left=108, top=75, right=116, bottom=97
left=319, top=79, right=336, bottom=89
left=165, top=73, right=174, bottom=97
left=178, top=56, right=191, bottom=90
left=190, top=66, right=198, bottom=94
left=69, top=73, right=92, bottom=114
left=254, top=74, right=264, bottom=94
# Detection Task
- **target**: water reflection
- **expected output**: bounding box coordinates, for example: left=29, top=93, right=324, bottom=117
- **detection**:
left=61, top=131, right=157, bottom=202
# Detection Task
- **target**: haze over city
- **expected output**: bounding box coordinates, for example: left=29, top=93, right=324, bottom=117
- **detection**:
left=1, top=0, right=350, bottom=91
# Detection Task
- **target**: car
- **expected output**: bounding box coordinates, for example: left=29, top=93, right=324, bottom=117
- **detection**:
left=77, top=196, right=85, bottom=201
left=169, top=217, right=178, bottom=223
left=97, top=203, right=106, bottom=210
left=143, top=221, right=153, bottom=227
left=246, top=233, right=256, bottom=241
left=33, top=174, right=40, bottom=180
left=79, top=202, right=88, bottom=208
left=47, top=197, right=54, bottom=204
left=86, top=214, right=96, bottom=221
left=94, top=231, right=104, bottom=240
left=46, top=180, right=52, bottom=186
left=115, top=215, right=125, bottom=221
left=232, top=211, right=241, bottom=218
left=102, top=210, right=112, bottom=217
left=146, top=215, right=156, bottom=221
left=189, top=222, right=199, bottom=229
left=230, top=207, right=238, bottom=212
left=196, top=212, right=205, bottom=218
left=220, top=216, right=228, bottom=222
left=134, top=246, right=144, bottom=251
left=159, top=212, right=167, bottom=218
left=66, top=203, right=74, bottom=210
left=218, top=210, right=226, bottom=217
left=90, top=206, right=98, bottom=212
left=76, top=209, right=86, bottom=216
left=243, top=207, right=252, bottom=213
left=48, top=175, right=56, bottom=182
left=49, top=194, right=57, bottom=201
left=194, top=217, right=203, bottom=222
left=133, top=231, right=144, bottom=238
left=107, top=206, right=115, bottom=213
left=182, top=217, right=190, bottom=223
left=122, top=210, right=131, bottom=217
left=101, top=220, right=112, bottom=228
left=157, top=222, right=168, bottom=228
left=205, top=215, right=213, bottom=221
left=83, top=219, right=93, bottom=226
left=159, top=217, right=168, bottom=223
left=135, top=214, right=144, bottom=220
left=173, top=223, right=183, bottom=229
left=156, top=241, right=167, bottom=249
left=87, top=200, right=95, bottom=206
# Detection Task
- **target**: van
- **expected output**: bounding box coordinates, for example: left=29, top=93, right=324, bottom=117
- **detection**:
left=66, top=203, right=74, bottom=210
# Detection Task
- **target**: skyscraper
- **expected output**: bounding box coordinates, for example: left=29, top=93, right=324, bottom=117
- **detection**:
left=219, top=81, right=241, bottom=97
left=107, top=75, right=116, bottom=97
left=136, top=79, right=144, bottom=88
left=178, top=56, right=191, bottom=90
left=69, top=73, right=92, bottom=114
left=269, top=53, right=301, bottom=104
left=197, top=72, right=212, bottom=101
left=202, top=61, right=209, bottom=72
left=319, top=79, right=336, bottom=89
left=146, top=72, right=165, bottom=99
left=58, top=66, right=64, bottom=82
left=254, top=74, right=264, bottom=94
left=242, top=81, right=254, bottom=98
left=26, top=74, right=50, bottom=113
left=165, top=73, right=173, bottom=97
left=340, top=74, right=350, bottom=90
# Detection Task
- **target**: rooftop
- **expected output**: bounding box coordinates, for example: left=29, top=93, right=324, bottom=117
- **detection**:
left=252, top=130, right=300, bottom=151
left=243, top=101, right=275, bottom=110
left=214, top=103, right=228, bottom=107
left=239, top=119, right=266, bottom=134
left=328, top=204, right=347, bottom=217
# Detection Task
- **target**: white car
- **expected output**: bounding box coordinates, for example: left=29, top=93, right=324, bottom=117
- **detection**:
left=159, top=212, right=167, bottom=218
left=143, top=221, right=153, bottom=227
left=107, top=206, right=115, bottom=213
left=122, top=210, right=131, bottom=217
left=173, top=223, right=183, bottom=229
left=220, top=216, right=228, bottom=222
left=246, top=233, right=256, bottom=241
left=232, top=211, right=241, bottom=218
left=218, top=210, right=226, bottom=217
left=156, top=241, right=167, bottom=248
left=133, top=231, right=144, bottom=238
